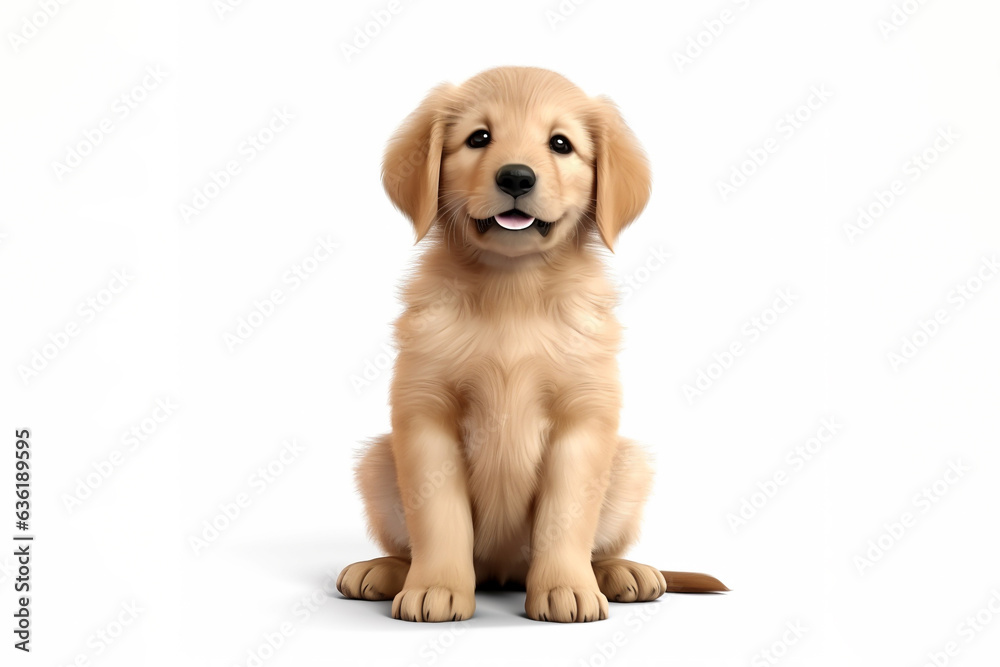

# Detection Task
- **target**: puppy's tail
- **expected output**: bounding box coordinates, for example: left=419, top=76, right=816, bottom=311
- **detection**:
left=660, top=570, right=730, bottom=593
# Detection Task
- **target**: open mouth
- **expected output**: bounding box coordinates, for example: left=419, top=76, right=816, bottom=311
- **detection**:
left=474, top=210, right=553, bottom=237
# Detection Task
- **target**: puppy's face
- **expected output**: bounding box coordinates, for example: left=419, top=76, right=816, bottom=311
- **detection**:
left=441, top=82, right=596, bottom=258
left=383, top=68, right=651, bottom=260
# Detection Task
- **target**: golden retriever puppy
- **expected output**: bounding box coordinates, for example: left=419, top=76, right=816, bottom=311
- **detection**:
left=338, top=67, right=726, bottom=623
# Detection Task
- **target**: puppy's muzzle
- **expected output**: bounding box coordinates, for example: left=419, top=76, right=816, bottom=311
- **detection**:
left=475, top=210, right=553, bottom=237
left=476, top=164, right=551, bottom=236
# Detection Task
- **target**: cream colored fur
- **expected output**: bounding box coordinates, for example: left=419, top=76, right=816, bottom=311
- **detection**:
left=337, top=67, right=726, bottom=623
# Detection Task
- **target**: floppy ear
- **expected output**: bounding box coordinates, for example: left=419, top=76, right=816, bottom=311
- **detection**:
left=591, top=97, right=652, bottom=250
left=381, top=84, right=454, bottom=243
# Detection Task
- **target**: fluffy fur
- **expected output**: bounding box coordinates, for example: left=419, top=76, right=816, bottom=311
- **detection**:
left=337, top=67, right=726, bottom=623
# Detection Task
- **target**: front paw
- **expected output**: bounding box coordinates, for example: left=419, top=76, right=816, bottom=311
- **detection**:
left=526, top=584, right=609, bottom=623
left=391, top=585, right=475, bottom=622
left=593, top=558, right=667, bottom=602
left=337, top=557, right=409, bottom=601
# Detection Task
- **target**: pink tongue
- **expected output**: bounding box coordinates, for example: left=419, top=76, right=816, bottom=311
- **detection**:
left=494, top=211, right=535, bottom=230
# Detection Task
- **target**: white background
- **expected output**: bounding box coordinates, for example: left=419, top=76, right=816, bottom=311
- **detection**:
left=2, top=0, right=999, bottom=665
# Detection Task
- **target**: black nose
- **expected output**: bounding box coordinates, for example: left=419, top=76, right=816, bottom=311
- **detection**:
left=496, top=164, right=535, bottom=198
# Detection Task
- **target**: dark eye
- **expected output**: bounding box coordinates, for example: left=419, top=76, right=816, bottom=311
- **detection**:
left=466, top=129, right=491, bottom=149
left=550, top=135, right=572, bottom=154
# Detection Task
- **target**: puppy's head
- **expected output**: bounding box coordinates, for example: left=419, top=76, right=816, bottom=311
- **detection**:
left=382, top=67, right=650, bottom=259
